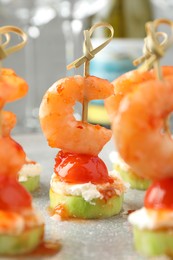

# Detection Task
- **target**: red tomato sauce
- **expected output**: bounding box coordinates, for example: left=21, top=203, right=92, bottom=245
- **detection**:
left=30, top=241, right=61, bottom=256
left=144, top=177, right=173, bottom=210
left=54, top=150, right=113, bottom=184
left=0, top=175, right=32, bottom=211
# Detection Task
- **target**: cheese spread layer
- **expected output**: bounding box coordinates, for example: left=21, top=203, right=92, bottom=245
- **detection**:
left=50, top=172, right=126, bottom=203
left=18, top=159, right=41, bottom=182
left=128, top=207, right=173, bottom=230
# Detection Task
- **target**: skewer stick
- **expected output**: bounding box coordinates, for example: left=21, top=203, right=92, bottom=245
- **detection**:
left=149, top=21, right=170, bottom=134
left=81, top=28, right=93, bottom=122
left=154, top=59, right=170, bottom=133
left=67, top=23, right=114, bottom=123
left=82, top=60, right=90, bottom=122
left=154, top=61, right=162, bottom=80
left=134, top=19, right=173, bottom=135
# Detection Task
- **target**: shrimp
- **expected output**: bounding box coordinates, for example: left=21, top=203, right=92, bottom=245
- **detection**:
left=39, top=75, right=114, bottom=155
left=0, top=68, right=28, bottom=103
left=0, top=80, right=12, bottom=109
left=113, top=78, right=173, bottom=180
left=2, top=111, right=16, bottom=136
left=0, top=136, right=25, bottom=177
left=105, top=66, right=173, bottom=122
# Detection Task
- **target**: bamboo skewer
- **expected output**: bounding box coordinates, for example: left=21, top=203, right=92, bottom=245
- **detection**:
left=133, top=18, right=173, bottom=135
left=82, top=60, right=90, bottom=122
left=67, top=22, right=114, bottom=122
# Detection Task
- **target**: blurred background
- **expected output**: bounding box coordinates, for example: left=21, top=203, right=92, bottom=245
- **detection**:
left=0, top=0, right=173, bottom=132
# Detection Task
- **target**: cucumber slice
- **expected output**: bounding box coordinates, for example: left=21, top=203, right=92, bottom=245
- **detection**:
left=133, top=226, right=173, bottom=257
left=115, top=165, right=151, bottom=190
left=49, top=188, right=123, bottom=219
left=0, top=225, right=44, bottom=255
left=19, top=175, right=40, bottom=192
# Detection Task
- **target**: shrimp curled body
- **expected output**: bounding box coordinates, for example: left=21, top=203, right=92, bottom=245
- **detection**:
left=113, top=78, right=173, bottom=180
left=39, top=75, right=114, bottom=155
left=1, top=68, right=28, bottom=102
left=105, top=66, right=173, bottom=122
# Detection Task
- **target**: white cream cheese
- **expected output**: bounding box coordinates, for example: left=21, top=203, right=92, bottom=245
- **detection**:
left=18, top=159, right=41, bottom=182
left=128, top=207, right=173, bottom=230
left=50, top=172, right=126, bottom=203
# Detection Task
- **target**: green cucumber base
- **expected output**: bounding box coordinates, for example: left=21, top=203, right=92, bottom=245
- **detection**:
left=0, top=224, right=44, bottom=256
left=133, top=226, right=173, bottom=257
left=115, top=165, right=151, bottom=190
left=19, top=175, right=40, bottom=192
left=50, top=188, right=123, bottom=219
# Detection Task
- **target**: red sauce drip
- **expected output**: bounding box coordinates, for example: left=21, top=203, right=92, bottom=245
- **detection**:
left=127, top=209, right=136, bottom=215
left=54, top=150, right=113, bottom=184
left=57, top=85, right=64, bottom=93
left=30, top=241, right=61, bottom=256
left=48, top=206, right=88, bottom=222
left=54, top=204, right=69, bottom=220
left=99, top=187, right=116, bottom=201
left=144, top=177, right=173, bottom=210
left=0, top=175, right=32, bottom=211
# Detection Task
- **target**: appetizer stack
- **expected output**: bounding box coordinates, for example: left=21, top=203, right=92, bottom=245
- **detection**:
left=107, top=19, right=173, bottom=257
left=39, top=23, right=126, bottom=219
left=0, top=26, right=44, bottom=255
left=0, top=136, right=44, bottom=255
left=105, top=69, right=153, bottom=190
left=1, top=68, right=41, bottom=192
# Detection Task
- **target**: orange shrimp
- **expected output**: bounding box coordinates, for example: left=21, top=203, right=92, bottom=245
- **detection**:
left=113, top=78, right=173, bottom=180
left=0, top=136, right=25, bottom=177
left=0, top=68, right=28, bottom=147
left=39, top=75, right=114, bottom=155
left=0, top=68, right=28, bottom=103
left=1, top=68, right=29, bottom=101
left=1, top=111, right=16, bottom=137
left=105, top=66, right=173, bottom=122
left=0, top=80, right=12, bottom=109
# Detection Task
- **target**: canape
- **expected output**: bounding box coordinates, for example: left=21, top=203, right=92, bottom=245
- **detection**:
left=110, top=151, right=151, bottom=190
left=49, top=151, right=126, bottom=219
left=0, top=137, right=44, bottom=255
left=129, top=178, right=173, bottom=257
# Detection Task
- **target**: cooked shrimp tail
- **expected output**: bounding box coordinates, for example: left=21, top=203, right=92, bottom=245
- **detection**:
left=113, top=78, right=173, bottom=180
left=39, top=75, right=114, bottom=155
left=105, top=66, right=173, bottom=122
